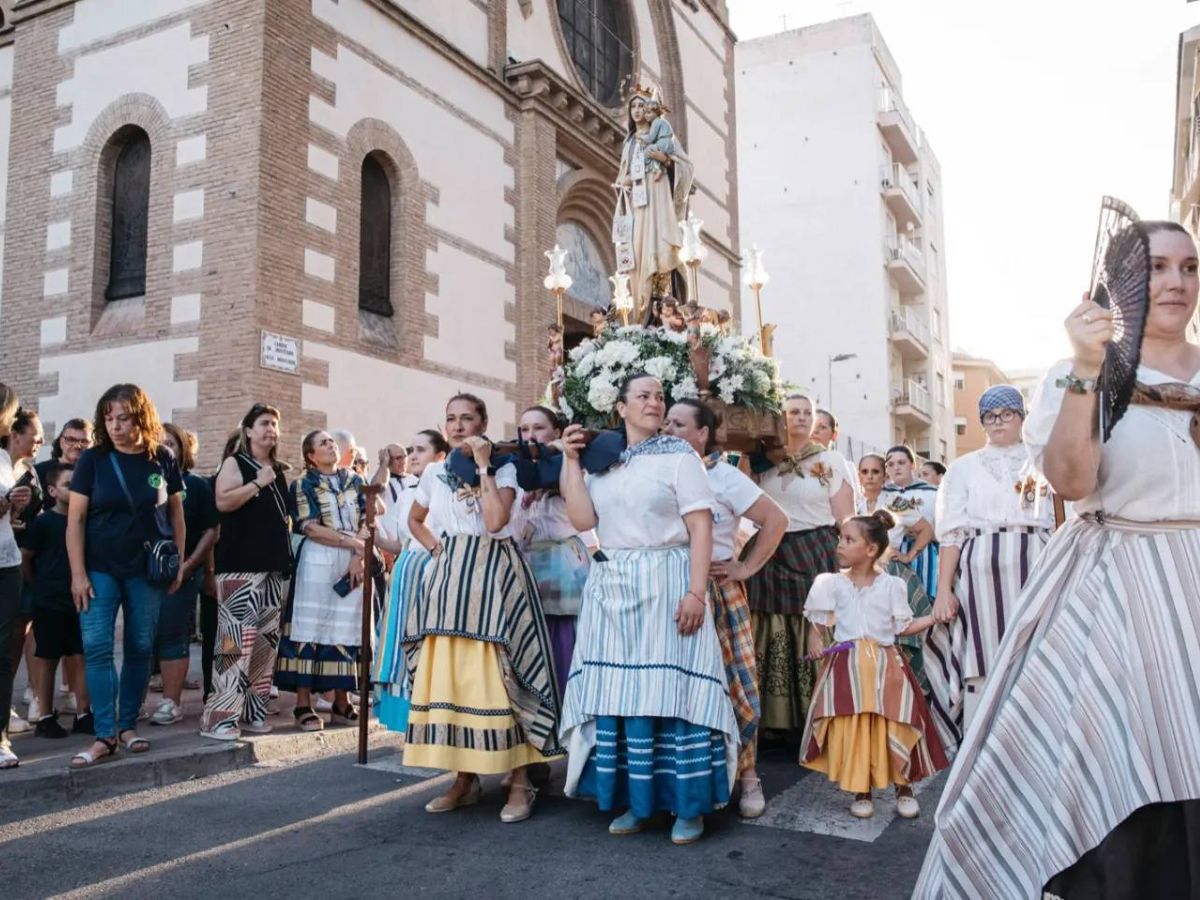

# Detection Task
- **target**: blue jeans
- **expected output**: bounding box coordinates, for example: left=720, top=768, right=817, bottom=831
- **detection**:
left=80, top=571, right=164, bottom=739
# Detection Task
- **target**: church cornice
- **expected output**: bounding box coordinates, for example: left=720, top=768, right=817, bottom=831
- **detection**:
left=505, top=60, right=625, bottom=162
left=11, top=0, right=76, bottom=25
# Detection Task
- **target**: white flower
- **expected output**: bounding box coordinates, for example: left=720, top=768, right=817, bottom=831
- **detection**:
left=724, top=373, right=745, bottom=394
left=673, top=376, right=699, bottom=399
left=708, top=356, right=727, bottom=380
left=616, top=325, right=645, bottom=338
left=559, top=396, right=574, bottom=421
left=716, top=337, right=738, bottom=357
left=569, top=339, right=595, bottom=362
left=751, top=369, right=771, bottom=392
left=588, top=378, right=619, bottom=413
left=642, top=355, right=677, bottom=383
left=596, top=339, right=639, bottom=367
left=718, top=381, right=737, bottom=404
left=573, top=353, right=596, bottom=377
left=659, top=328, right=688, bottom=345
left=700, top=323, right=718, bottom=338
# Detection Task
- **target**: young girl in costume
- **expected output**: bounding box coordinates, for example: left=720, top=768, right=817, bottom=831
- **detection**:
left=800, top=510, right=948, bottom=820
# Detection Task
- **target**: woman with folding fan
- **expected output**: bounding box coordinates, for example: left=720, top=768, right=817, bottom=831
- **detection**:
left=916, top=218, right=1200, bottom=899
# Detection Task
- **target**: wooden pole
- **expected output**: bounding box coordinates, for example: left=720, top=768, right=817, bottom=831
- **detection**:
left=1052, top=492, right=1066, bottom=530
left=357, top=483, right=384, bottom=766
left=555, top=288, right=564, bottom=331
left=753, top=283, right=767, bottom=356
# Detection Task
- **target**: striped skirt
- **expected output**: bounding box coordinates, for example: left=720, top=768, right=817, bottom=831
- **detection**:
left=744, top=525, right=839, bottom=616
left=562, top=546, right=738, bottom=812
left=898, top=536, right=940, bottom=600
left=274, top=542, right=358, bottom=692
left=711, top=578, right=760, bottom=776
left=915, top=517, right=1200, bottom=899
left=885, top=560, right=934, bottom=694
left=523, top=535, right=590, bottom=617
left=372, top=545, right=431, bottom=733
left=403, top=534, right=563, bottom=767
left=801, top=639, right=948, bottom=793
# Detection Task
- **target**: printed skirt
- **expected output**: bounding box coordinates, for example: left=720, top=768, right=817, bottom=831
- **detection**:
left=744, top=525, right=839, bottom=616
left=711, top=578, right=760, bottom=775
left=523, top=535, right=591, bottom=697
left=402, top=533, right=563, bottom=771
left=562, top=546, right=738, bottom=817
left=752, top=612, right=812, bottom=731
left=801, top=639, right=948, bottom=794
left=372, top=545, right=431, bottom=734
left=915, top=518, right=1200, bottom=899
left=275, top=542, right=358, bottom=692
left=898, top=535, right=940, bottom=600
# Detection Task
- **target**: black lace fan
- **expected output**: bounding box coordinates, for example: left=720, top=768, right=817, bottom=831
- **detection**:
left=1088, top=196, right=1150, bottom=441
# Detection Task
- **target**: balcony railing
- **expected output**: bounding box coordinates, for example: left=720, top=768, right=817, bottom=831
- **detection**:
left=889, top=306, right=930, bottom=350
left=894, top=379, right=932, bottom=417
left=883, top=233, right=925, bottom=273
left=880, top=163, right=922, bottom=225
left=877, top=86, right=921, bottom=163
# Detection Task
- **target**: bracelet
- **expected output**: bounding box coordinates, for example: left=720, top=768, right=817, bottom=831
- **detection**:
left=1056, top=371, right=1099, bottom=395
left=684, top=590, right=705, bottom=605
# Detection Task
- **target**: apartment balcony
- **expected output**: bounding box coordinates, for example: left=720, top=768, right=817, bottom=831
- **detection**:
left=878, top=87, right=920, bottom=165
left=880, top=164, right=922, bottom=229
left=883, top=234, right=926, bottom=296
left=888, top=306, right=930, bottom=360
left=892, top=379, right=932, bottom=427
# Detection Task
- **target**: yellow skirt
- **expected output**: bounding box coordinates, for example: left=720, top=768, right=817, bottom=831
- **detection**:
left=803, top=712, right=920, bottom=794
left=403, top=635, right=552, bottom=774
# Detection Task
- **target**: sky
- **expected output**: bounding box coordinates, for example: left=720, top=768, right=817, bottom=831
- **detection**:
left=726, top=0, right=1200, bottom=374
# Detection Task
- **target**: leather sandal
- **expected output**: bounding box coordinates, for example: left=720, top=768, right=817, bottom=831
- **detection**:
left=70, top=737, right=119, bottom=769
left=499, top=784, right=537, bottom=823
left=425, top=775, right=481, bottom=813
left=294, top=706, right=324, bottom=732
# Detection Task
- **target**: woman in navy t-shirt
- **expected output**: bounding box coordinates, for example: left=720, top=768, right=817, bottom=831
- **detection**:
left=66, top=384, right=184, bottom=767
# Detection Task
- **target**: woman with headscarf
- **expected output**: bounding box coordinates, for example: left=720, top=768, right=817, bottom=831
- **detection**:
left=916, top=222, right=1200, bottom=898
left=879, top=446, right=940, bottom=601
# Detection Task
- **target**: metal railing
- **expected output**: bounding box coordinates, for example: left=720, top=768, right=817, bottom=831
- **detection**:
left=889, top=306, right=930, bottom=349
left=880, top=163, right=921, bottom=214
left=877, top=86, right=920, bottom=147
left=894, top=379, right=931, bottom=416
left=883, top=233, right=925, bottom=274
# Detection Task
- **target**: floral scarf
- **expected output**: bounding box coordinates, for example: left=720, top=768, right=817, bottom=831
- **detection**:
left=776, top=442, right=827, bottom=477
left=1132, top=380, right=1200, bottom=447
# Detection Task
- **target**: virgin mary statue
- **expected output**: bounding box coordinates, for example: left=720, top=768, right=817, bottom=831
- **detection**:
left=612, top=85, right=695, bottom=321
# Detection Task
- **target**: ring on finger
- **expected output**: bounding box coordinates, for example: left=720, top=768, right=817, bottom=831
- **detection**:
left=1082, top=313, right=1093, bottom=323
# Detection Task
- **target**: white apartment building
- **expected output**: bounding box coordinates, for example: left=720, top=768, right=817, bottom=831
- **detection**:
left=1171, top=22, right=1200, bottom=342
left=735, top=14, right=955, bottom=463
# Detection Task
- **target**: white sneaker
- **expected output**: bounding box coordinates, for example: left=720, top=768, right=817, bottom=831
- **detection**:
left=60, top=693, right=77, bottom=714
left=26, top=696, right=43, bottom=724
left=269, top=685, right=279, bottom=699
left=150, top=699, right=183, bottom=726
left=849, top=796, right=875, bottom=819
left=7, top=710, right=31, bottom=735
left=313, top=696, right=333, bottom=712
left=0, top=744, right=17, bottom=768
left=738, top=776, right=767, bottom=819
left=241, top=720, right=272, bottom=735
left=896, top=793, right=920, bottom=819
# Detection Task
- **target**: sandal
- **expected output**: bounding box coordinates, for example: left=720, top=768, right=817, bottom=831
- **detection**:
left=294, top=706, right=324, bottom=732
left=330, top=704, right=358, bottom=726
left=120, top=730, right=150, bottom=753
left=70, top=737, right=119, bottom=769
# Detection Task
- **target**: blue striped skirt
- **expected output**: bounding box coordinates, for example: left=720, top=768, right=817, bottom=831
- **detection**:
left=561, top=546, right=738, bottom=814
left=899, top=536, right=940, bottom=600
left=372, top=545, right=431, bottom=733
left=575, top=716, right=730, bottom=819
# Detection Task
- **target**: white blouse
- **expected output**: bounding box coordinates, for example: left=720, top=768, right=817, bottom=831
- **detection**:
left=587, top=450, right=715, bottom=550
left=936, top=443, right=1054, bottom=546
left=758, top=450, right=847, bottom=532
left=1024, top=360, right=1200, bottom=521
left=803, top=571, right=913, bottom=646
left=511, top=490, right=595, bottom=548
left=378, top=474, right=420, bottom=547
left=707, top=461, right=764, bottom=562
left=414, top=460, right=520, bottom=539
left=879, top=480, right=939, bottom=549
left=0, top=449, right=19, bottom=568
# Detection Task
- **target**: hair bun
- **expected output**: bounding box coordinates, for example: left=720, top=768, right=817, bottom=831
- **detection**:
left=872, top=508, right=896, bottom=529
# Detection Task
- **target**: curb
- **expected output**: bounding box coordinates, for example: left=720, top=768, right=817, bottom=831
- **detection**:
left=0, top=724, right=404, bottom=810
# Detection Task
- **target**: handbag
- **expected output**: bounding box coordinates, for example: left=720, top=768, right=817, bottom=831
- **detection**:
left=611, top=189, right=633, bottom=244
left=109, top=453, right=180, bottom=585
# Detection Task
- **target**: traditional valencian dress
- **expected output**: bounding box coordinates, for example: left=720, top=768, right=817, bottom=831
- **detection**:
left=925, top=440, right=1053, bottom=745
left=510, top=489, right=591, bottom=699
left=562, top=435, right=737, bottom=819
left=800, top=572, right=948, bottom=794
left=274, top=467, right=366, bottom=692
left=401, top=460, right=563, bottom=773
left=880, top=478, right=941, bottom=600
left=915, top=361, right=1200, bottom=898
left=743, top=445, right=845, bottom=730
left=705, top=454, right=764, bottom=778
left=372, top=475, right=438, bottom=735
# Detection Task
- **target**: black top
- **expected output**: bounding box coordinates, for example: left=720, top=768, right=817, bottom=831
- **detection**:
left=70, top=446, right=184, bottom=579
left=24, top=510, right=73, bottom=612
left=214, top=454, right=292, bottom=575
left=34, top=458, right=57, bottom=513
left=181, top=472, right=219, bottom=559
left=12, top=462, right=43, bottom=548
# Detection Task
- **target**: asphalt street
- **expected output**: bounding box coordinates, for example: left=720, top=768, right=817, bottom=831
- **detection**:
left=1, top=738, right=940, bottom=899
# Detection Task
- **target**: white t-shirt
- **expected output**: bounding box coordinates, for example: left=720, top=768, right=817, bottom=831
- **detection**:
left=706, top=461, right=763, bottom=562
left=936, top=443, right=1053, bottom=546
left=415, top=460, right=519, bottom=539
left=1024, top=360, right=1200, bottom=522
left=803, top=571, right=913, bottom=646
left=377, top=474, right=420, bottom=547
left=0, top=449, right=19, bottom=568
left=757, top=450, right=847, bottom=532
left=587, top=448, right=715, bottom=549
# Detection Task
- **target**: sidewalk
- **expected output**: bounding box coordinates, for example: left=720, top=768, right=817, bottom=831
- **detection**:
left=2, top=642, right=397, bottom=810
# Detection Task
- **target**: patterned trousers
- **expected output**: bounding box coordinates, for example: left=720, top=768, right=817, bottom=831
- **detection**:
left=199, top=572, right=284, bottom=733
left=711, top=579, right=760, bottom=776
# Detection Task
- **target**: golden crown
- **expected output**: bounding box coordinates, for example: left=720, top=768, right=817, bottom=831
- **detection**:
left=628, top=79, right=658, bottom=102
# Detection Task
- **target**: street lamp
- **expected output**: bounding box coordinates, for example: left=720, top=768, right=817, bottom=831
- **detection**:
left=828, top=352, right=857, bottom=412
left=677, top=214, right=707, bottom=306
left=741, top=243, right=771, bottom=356
left=543, top=244, right=573, bottom=331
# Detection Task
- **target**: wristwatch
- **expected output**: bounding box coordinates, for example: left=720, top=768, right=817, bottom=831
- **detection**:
left=1056, top=372, right=1099, bottom=395
left=477, top=465, right=498, bottom=477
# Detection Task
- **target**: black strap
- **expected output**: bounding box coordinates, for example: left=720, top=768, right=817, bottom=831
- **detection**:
left=108, top=453, right=156, bottom=548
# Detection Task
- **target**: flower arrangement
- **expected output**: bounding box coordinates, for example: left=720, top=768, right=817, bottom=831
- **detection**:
left=556, top=324, right=785, bottom=429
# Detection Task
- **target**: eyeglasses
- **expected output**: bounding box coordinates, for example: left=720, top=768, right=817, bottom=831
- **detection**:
left=60, top=437, right=90, bottom=447
left=982, top=409, right=1020, bottom=425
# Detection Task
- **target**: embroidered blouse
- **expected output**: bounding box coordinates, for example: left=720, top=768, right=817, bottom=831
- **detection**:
left=879, top=480, right=938, bottom=549
left=291, top=467, right=366, bottom=536
left=803, top=571, right=913, bottom=646
left=757, top=450, right=847, bottom=532
left=936, top=443, right=1053, bottom=547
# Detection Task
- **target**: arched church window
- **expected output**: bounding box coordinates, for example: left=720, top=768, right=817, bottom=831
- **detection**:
left=105, top=129, right=151, bottom=301
left=557, top=0, right=634, bottom=107
left=358, top=153, right=394, bottom=317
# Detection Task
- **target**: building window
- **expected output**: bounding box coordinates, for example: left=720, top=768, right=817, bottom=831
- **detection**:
left=105, top=129, right=151, bottom=301
left=953, top=373, right=965, bottom=391
left=557, top=0, right=633, bottom=107
left=939, top=439, right=948, bottom=460
left=358, top=154, right=394, bottom=317
left=936, top=372, right=947, bottom=406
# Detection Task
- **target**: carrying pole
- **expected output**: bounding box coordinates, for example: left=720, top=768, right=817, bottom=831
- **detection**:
left=357, top=483, right=384, bottom=765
